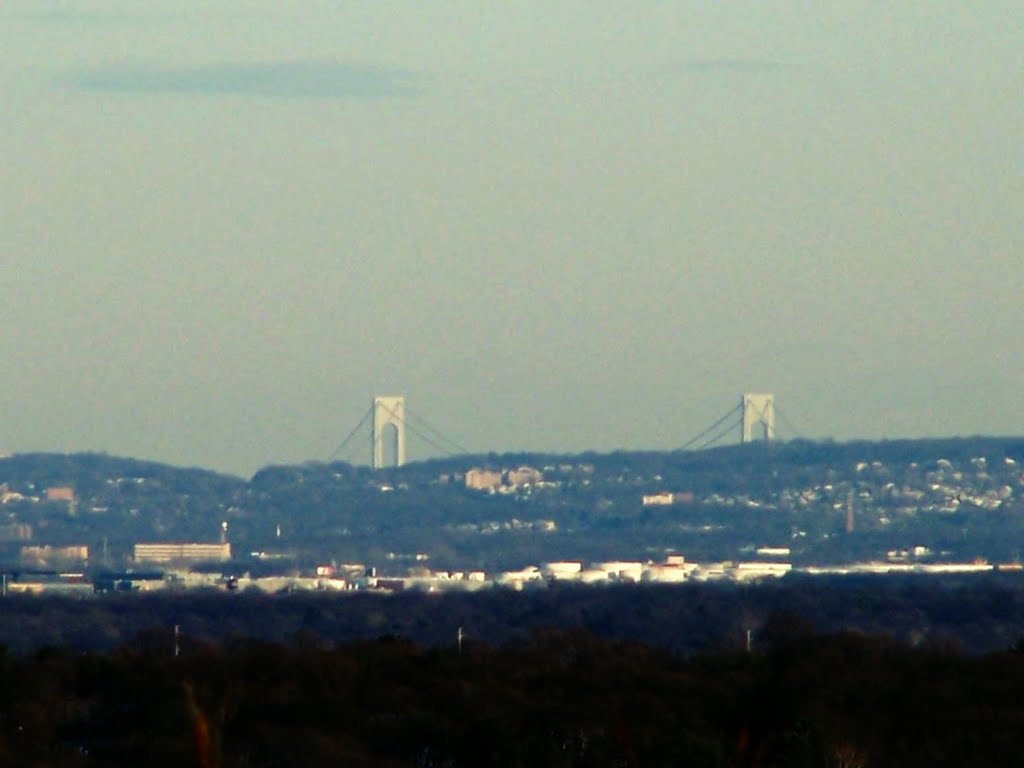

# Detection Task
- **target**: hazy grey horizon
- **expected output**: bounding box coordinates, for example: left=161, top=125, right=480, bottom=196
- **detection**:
left=3, top=2, right=1022, bottom=476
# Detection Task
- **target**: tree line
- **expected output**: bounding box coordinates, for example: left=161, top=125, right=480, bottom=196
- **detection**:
left=2, top=625, right=1024, bottom=766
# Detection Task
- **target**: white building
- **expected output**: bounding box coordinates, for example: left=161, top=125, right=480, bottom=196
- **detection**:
left=134, top=542, right=231, bottom=565
left=541, top=561, right=582, bottom=580
left=733, top=562, right=792, bottom=581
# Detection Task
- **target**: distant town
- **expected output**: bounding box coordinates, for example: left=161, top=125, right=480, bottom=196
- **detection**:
left=1, top=433, right=1023, bottom=596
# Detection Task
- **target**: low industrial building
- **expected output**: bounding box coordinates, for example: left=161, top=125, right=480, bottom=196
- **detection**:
left=133, top=542, right=231, bottom=565
left=21, top=545, right=89, bottom=567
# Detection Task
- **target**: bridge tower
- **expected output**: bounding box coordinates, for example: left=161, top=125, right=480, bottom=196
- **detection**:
left=372, top=395, right=407, bottom=469
left=741, top=393, right=775, bottom=443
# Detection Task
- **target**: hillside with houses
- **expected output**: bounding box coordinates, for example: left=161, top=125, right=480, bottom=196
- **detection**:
left=0, top=437, right=1022, bottom=592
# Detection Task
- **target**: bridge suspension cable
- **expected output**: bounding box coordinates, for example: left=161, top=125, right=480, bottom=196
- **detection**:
left=328, top=405, right=373, bottom=462
left=404, top=407, right=469, bottom=455
left=680, top=403, right=743, bottom=451
left=772, top=403, right=804, bottom=440
left=694, top=411, right=744, bottom=450
left=376, top=402, right=467, bottom=459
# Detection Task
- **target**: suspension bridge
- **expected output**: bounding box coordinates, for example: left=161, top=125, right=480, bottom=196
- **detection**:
left=329, top=396, right=468, bottom=468
left=678, top=393, right=804, bottom=451
left=330, top=393, right=804, bottom=468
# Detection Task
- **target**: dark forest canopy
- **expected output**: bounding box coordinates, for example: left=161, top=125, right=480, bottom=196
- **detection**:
left=2, top=576, right=1024, bottom=657
left=4, top=623, right=1024, bottom=766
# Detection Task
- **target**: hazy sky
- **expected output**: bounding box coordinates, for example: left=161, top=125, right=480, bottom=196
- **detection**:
left=3, top=2, right=1023, bottom=476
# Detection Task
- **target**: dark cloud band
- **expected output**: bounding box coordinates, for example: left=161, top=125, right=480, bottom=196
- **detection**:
left=681, top=59, right=782, bottom=73
left=69, top=60, right=421, bottom=99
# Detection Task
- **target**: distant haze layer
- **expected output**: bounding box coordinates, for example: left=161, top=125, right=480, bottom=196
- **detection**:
left=2, top=2, right=1022, bottom=475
